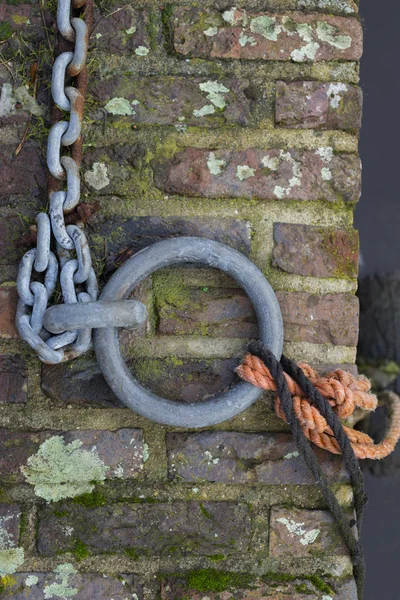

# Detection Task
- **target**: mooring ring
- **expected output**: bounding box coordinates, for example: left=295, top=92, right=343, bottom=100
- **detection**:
left=94, top=237, right=283, bottom=427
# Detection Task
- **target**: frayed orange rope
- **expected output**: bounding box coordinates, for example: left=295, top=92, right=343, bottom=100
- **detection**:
left=237, top=354, right=400, bottom=460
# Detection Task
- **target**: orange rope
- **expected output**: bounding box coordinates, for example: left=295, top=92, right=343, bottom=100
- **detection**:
left=237, top=354, right=400, bottom=460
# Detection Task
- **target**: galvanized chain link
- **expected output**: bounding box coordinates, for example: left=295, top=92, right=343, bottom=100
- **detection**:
left=16, top=0, right=98, bottom=364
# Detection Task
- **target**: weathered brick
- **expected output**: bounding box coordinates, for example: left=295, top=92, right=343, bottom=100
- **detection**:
left=37, top=502, right=251, bottom=557
left=269, top=507, right=350, bottom=557
left=0, top=572, right=142, bottom=600
left=0, top=217, right=25, bottom=266
left=154, top=148, right=361, bottom=203
left=157, top=287, right=257, bottom=338
left=131, top=358, right=240, bottom=403
left=161, top=576, right=357, bottom=599
left=273, top=223, right=359, bottom=278
left=0, top=288, right=18, bottom=338
left=41, top=357, right=123, bottom=408
left=0, top=356, right=27, bottom=404
left=0, top=145, right=46, bottom=203
left=0, top=429, right=144, bottom=484
left=90, top=75, right=264, bottom=127
left=0, top=4, right=53, bottom=43
left=171, top=8, right=363, bottom=62
left=277, top=291, right=359, bottom=346
left=91, top=5, right=157, bottom=56
left=167, top=432, right=348, bottom=484
left=0, top=504, right=21, bottom=550
left=276, top=81, right=362, bottom=130
left=88, top=216, right=251, bottom=273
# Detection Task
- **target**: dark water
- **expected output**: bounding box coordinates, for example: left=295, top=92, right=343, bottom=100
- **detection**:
left=356, top=1, right=400, bottom=597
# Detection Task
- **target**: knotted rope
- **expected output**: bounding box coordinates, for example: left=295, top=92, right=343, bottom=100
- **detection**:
left=237, top=349, right=400, bottom=460
left=239, top=342, right=369, bottom=599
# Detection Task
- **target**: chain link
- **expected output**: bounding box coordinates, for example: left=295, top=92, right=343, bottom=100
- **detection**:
left=16, top=0, right=98, bottom=364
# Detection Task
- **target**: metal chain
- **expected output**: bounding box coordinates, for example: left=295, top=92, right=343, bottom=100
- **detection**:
left=16, top=0, right=98, bottom=364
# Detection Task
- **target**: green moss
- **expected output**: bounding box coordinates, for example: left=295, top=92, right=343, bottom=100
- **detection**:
left=52, top=510, right=69, bottom=518
left=161, top=4, right=175, bottom=54
left=304, top=575, right=334, bottom=594
left=72, top=540, right=89, bottom=561
left=147, top=7, right=158, bottom=51
left=295, top=583, right=313, bottom=594
left=199, top=503, right=213, bottom=520
left=72, top=490, right=107, bottom=508
left=18, top=513, right=27, bottom=544
left=0, top=575, right=17, bottom=593
left=124, top=547, right=140, bottom=560
left=262, top=572, right=296, bottom=583
left=0, top=22, right=12, bottom=41
left=186, top=570, right=254, bottom=593
left=207, top=554, right=226, bottom=562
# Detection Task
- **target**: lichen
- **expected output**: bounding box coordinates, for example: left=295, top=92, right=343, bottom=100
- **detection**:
left=84, top=162, right=110, bottom=190
left=236, top=165, right=256, bottom=180
left=207, top=152, right=226, bottom=175
left=104, top=97, right=135, bottom=116
left=25, top=575, right=39, bottom=587
left=0, top=512, right=24, bottom=576
left=327, top=82, right=348, bottom=108
left=21, top=436, right=108, bottom=502
left=125, top=25, right=136, bottom=35
left=43, top=563, right=78, bottom=599
left=193, top=105, right=215, bottom=117
left=261, top=156, right=279, bottom=170
left=321, top=167, right=332, bottom=181
left=250, top=16, right=281, bottom=41
left=291, top=42, right=320, bottom=62
left=316, top=21, right=351, bottom=49
left=239, top=33, right=257, bottom=47
left=276, top=517, right=320, bottom=546
left=199, top=81, right=229, bottom=109
left=135, top=45, right=149, bottom=56
left=204, top=26, right=218, bottom=37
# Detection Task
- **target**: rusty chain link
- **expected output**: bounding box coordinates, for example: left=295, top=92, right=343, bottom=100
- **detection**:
left=16, top=0, right=98, bottom=364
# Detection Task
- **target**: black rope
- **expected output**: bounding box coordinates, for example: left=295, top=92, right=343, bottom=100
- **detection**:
left=248, top=341, right=366, bottom=600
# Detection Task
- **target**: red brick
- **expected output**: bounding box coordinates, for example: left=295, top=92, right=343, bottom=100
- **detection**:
left=171, top=8, right=363, bottom=62
left=90, top=75, right=263, bottom=127
left=37, top=502, right=251, bottom=557
left=0, top=429, right=144, bottom=484
left=154, top=148, right=361, bottom=203
left=0, top=573, right=142, bottom=599
left=273, top=223, right=359, bottom=278
left=0, top=356, right=27, bottom=404
left=0, top=288, right=18, bottom=338
left=157, top=287, right=257, bottom=338
left=167, top=432, right=348, bottom=485
left=269, top=507, right=351, bottom=558
left=91, top=5, right=157, bottom=55
left=0, top=145, right=46, bottom=203
left=276, top=81, right=362, bottom=130
left=277, top=291, right=359, bottom=346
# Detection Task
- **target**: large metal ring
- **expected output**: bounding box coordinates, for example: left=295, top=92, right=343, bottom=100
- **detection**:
left=95, top=237, right=283, bottom=427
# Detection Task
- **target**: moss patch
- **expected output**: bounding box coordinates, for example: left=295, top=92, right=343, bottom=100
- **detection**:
left=186, top=570, right=254, bottom=593
left=71, top=490, right=107, bottom=508
left=72, top=540, right=89, bottom=561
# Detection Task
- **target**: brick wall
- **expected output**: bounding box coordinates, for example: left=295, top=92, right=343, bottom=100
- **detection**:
left=0, top=0, right=361, bottom=597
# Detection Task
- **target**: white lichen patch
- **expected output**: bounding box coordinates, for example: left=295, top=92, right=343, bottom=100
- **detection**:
left=105, top=97, right=136, bottom=116
left=193, top=105, right=215, bottom=117
left=327, top=82, right=348, bottom=108
left=135, top=46, right=149, bottom=56
left=291, top=42, right=320, bottom=62
left=250, top=15, right=281, bottom=41
left=21, top=436, right=108, bottom=502
left=204, top=26, right=218, bottom=37
left=125, top=25, right=136, bottom=35
left=43, top=563, right=78, bottom=599
left=199, top=81, right=230, bottom=109
left=222, top=7, right=246, bottom=26
left=315, top=146, right=334, bottom=163
left=62, top=526, right=74, bottom=537
left=0, top=512, right=25, bottom=576
left=261, top=156, right=280, bottom=171
left=0, top=83, right=14, bottom=117
left=114, top=464, right=124, bottom=478
left=143, top=443, right=150, bottom=463
left=236, top=165, right=256, bottom=180
left=26, top=575, right=39, bottom=587
left=322, top=596, right=333, bottom=600
left=84, top=163, right=110, bottom=191
left=273, top=151, right=302, bottom=199
left=316, top=21, right=351, bottom=49
left=299, top=0, right=354, bottom=14
left=283, top=451, right=299, bottom=459
left=276, top=517, right=320, bottom=546
left=239, top=32, right=257, bottom=47
left=95, top=32, right=102, bottom=39
left=207, top=152, right=226, bottom=175
left=321, top=167, right=332, bottom=181
left=0, top=83, right=44, bottom=117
